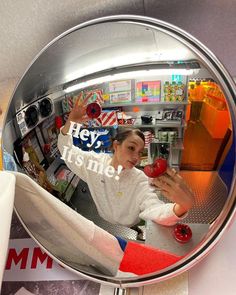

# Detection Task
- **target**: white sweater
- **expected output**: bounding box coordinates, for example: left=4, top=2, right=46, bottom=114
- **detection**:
left=57, top=130, right=184, bottom=227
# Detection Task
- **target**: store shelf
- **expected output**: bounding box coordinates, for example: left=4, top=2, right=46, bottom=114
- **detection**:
left=134, top=120, right=183, bottom=128
left=85, top=120, right=184, bottom=129
left=102, top=101, right=189, bottom=108
left=61, top=76, right=189, bottom=171
left=152, top=138, right=184, bottom=150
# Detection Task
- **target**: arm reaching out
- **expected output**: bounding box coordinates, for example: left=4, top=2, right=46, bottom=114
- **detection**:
left=151, top=167, right=194, bottom=217
left=61, top=95, right=90, bottom=135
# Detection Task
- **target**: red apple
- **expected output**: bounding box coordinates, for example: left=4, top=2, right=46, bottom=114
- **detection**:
left=173, top=223, right=192, bottom=243
left=143, top=157, right=167, bottom=178
left=86, top=102, right=102, bottom=119
left=144, top=164, right=161, bottom=178
left=154, top=158, right=167, bottom=175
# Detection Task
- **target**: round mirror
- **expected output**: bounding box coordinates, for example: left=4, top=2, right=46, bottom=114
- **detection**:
left=2, top=15, right=236, bottom=287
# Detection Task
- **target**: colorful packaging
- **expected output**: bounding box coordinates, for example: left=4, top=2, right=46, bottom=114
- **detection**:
left=136, top=81, right=161, bottom=102
left=92, top=111, right=118, bottom=127
left=100, top=111, right=118, bottom=126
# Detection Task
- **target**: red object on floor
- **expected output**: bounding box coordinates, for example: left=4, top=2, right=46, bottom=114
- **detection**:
left=173, top=223, right=192, bottom=243
left=119, top=241, right=182, bottom=275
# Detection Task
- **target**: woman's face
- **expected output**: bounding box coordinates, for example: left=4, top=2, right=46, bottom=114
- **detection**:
left=113, top=133, right=145, bottom=169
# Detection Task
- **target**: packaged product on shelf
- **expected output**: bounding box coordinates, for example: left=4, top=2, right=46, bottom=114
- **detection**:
left=162, top=109, right=183, bottom=121
left=117, top=112, right=135, bottom=125
left=61, top=96, right=70, bottom=113
left=149, top=142, right=170, bottom=161
left=136, top=81, right=161, bottom=102
left=109, top=91, right=132, bottom=103
left=99, top=110, right=118, bottom=126
left=176, top=81, right=185, bottom=101
left=159, top=131, right=168, bottom=142
left=61, top=92, right=83, bottom=114
left=163, top=109, right=174, bottom=120
left=141, top=115, right=153, bottom=124
left=168, top=131, right=178, bottom=144
left=156, top=110, right=163, bottom=120
left=171, top=81, right=177, bottom=101
left=143, top=130, right=154, bottom=148
left=157, top=128, right=178, bottom=144
left=154, top=128, right=159, bottom=139
left=164, top=81, right=172, bottom=101
left=108, top=80, right=131, bottom=93
left=83, top=89, right=104, bottom=105
left=164, top=80, right=185, bottom=101
left=172, top=110, right=183, bottom=120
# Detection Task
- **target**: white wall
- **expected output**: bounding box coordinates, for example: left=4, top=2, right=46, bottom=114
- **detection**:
left=1, top=0, right=236, bottom=84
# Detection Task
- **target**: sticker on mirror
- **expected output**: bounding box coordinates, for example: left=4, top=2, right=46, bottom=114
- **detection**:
left=60, top=122, right=123, bottom=180
left=68, top=121, right=103, bottom=148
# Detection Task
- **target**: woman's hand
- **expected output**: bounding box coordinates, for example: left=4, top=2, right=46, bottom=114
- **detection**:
left=151, top=167, right=194, bottom=217
left=62, top=95, right=90, bottom=135
left=68, top=95, right=90, bottom=123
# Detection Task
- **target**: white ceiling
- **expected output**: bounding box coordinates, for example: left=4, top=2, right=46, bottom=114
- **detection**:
left=0, top=0, right=236, bottom=105
left=12, top=20, right=197, bottom=101
left=0, top=0, right=143, bottom=82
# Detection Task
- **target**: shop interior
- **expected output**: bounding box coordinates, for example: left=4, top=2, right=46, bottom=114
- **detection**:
left=2, top=19, right=235, bottom=277
left=5, top=66, right=231, bottom=258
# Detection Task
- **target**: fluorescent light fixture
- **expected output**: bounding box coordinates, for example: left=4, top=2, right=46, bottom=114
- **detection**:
left=64, top=68, right=197, bottom=93
left=65, top=53, right=159, bottom=82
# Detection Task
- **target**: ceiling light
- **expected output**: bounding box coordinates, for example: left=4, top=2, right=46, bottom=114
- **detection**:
left=64, top=68, right=197, bottom=93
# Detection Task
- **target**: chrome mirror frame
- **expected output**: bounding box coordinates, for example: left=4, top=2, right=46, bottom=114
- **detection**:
left=2, top=15, right=236, bottom=288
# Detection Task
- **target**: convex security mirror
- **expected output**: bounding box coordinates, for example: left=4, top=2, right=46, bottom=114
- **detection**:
left=2, top=15, right=236, bottom=287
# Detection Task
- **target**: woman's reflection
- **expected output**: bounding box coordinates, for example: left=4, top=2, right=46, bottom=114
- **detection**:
left=57, top=97, right=194, bottom=229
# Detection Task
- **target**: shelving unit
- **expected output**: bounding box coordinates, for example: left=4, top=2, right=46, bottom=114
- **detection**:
left=61, top=73, right=192, bottom=169
left=133, top=121, right=184, bottom=128
left=103, top=101, right=189, bottom=108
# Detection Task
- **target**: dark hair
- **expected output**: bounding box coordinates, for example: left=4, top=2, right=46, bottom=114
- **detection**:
left=112, top=127, right=145, bottom=145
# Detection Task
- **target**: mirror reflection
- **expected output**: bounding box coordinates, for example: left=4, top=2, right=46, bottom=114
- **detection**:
left=2, top=18, right=234, bottom=279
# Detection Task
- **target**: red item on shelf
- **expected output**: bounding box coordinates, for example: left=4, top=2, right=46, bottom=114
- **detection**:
left=173, top=223, right=192, bottom=243
left=143, top=158, right=167, bottom=178
left=55, top=116, right=63, bottom=129
left=86, top=102, right=102, bottom=119
left=100, top=111, right=118, bottom=126
left=43, top=144, right=51, bottom=154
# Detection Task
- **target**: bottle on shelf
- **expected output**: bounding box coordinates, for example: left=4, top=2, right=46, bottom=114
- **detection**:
left=171, top=81, right=177, bottom=101
left=176, top=81, right=185, bottom=101
left=164, top=81, right=172, bottom=101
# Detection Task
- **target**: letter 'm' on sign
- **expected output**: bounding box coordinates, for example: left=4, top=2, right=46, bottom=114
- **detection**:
left=31, top=247, right=53, bottom=269
left=6, top=248, right=29, bottom=270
